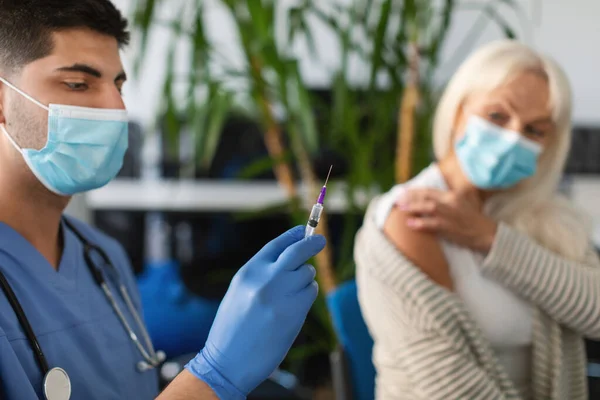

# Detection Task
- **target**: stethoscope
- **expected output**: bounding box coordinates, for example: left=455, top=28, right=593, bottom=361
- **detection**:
left=0, top=219, right=166, bottom=400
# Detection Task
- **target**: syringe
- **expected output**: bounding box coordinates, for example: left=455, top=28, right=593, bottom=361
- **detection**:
left=305, top=165, right=332, bottom=238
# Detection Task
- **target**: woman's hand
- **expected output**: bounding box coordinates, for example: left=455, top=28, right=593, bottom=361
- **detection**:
left=396, top=188, right=498, bottom=253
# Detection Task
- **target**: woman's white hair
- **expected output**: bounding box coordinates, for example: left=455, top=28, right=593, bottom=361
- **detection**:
left=433, top=39, right=592, bottom=262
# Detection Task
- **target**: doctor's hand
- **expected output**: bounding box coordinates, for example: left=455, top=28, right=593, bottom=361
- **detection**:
left=397, top=188, right=498, bottom=253
left=185, top=226, right=325, bottom=399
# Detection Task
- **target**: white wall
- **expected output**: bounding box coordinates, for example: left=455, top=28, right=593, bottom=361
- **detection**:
left=111, top=0, right=600, bottom=128
left=529, top=0, right=600, bottom=125
left=433, top=0, right=600, bottom=126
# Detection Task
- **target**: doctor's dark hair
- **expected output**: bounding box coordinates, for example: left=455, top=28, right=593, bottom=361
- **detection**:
left=0, top=0, right=130, bottom=73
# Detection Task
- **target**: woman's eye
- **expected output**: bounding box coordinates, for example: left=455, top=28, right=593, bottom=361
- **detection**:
left=64, top=82, right=88, bottom=91
left=488, top=112, right=507, bottom=122
left=525, top=127, right=546, bottom=138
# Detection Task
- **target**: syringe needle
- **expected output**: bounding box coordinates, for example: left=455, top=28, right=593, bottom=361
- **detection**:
left=324, top=165, right=333, bottom=187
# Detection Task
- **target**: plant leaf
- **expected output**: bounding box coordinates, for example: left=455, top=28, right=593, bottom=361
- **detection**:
left=484, top=4, right=516, bottom=38
left=428, top=0, right=455, bottom=66
left=286, top=343, right=328, bottom=362
left=190, top=98, right=211, bottom=169
left=191, top=5, right=210, bottom=68
left=300, top=15, right=319, bottom=59
left=232, top=198, right=296, bottom=221
left=132, top=0, right=158, bottom=76
left=286, top=62, right=319, bottom=153
left=369, top=0, right=392, bottom=90
left=161, top=43, right=180, bottom=159
left=287, top=6, right=303, bottom=45
left=246, top=0, right=270, bottom=40
left=200, top=88, right=233, bottom=168
left=237, top=152, right=292, bottom=179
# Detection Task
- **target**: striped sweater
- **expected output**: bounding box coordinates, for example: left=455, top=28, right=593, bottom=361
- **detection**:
left=354, top=196, right=600, bottom=400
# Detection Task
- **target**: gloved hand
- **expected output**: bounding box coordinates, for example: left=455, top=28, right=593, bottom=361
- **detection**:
left=185, top=225, right=326, bottom=399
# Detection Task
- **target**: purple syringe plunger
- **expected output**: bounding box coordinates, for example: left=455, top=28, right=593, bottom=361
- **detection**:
left=317, top=186, right=327, bottom=204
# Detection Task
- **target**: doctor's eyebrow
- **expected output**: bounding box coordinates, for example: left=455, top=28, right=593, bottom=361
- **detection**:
left=55, top=63, right=127, bottom=82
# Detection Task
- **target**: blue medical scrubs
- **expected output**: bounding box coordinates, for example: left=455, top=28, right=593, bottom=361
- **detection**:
left=0, top=217, right=159, bottom=399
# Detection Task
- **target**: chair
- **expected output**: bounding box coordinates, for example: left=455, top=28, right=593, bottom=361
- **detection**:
left=326, top=280, right=376, bottom=400
left=137, top=260, right=220, bottom=358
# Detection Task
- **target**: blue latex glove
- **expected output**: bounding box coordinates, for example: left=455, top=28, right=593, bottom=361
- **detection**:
left=185, top=225, right=325, bottom=399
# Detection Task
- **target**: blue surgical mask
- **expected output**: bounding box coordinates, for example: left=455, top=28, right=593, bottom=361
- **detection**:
left=455, top=115, right=542, bottom=189
left=0, top=77, right=128, bottom=196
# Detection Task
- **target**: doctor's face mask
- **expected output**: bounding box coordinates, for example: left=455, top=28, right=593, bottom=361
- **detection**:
left=0, top=77, right=129, bottom=196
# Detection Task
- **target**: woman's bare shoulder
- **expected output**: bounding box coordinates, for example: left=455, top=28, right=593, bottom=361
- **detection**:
left=383, top=203, right=454, bottom=290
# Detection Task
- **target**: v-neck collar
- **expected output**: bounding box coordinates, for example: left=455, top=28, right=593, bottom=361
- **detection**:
left=0, top=218, right=80, bottom=291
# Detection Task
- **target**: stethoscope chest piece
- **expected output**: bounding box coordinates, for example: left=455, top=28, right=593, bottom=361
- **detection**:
left=43, top=367, right=71, bottom=400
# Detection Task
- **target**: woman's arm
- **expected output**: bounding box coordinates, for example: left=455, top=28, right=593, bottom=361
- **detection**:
left=482, top=222, right=600, bottom=338
left=383, top=206, right=454, bottom=290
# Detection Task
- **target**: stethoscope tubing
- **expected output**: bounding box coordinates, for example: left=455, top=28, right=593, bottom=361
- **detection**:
left=0, top=268, right=50, bottom=374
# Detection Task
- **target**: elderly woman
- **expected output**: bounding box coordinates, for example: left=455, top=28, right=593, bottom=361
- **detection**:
left=354, top=39, right=600, bottom=400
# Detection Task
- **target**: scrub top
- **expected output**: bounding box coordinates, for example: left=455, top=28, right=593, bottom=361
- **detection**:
left=0, top=217, right=159, bottom=399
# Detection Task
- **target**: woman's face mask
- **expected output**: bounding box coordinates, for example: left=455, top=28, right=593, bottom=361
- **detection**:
left=454, top=115, right=542, bottom=189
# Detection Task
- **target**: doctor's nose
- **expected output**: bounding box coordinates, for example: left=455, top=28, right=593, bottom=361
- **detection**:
left=96, top=85, right=126, bottom=110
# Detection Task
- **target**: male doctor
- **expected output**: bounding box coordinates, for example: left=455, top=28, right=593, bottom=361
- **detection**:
left=0, top=1, right=325, bottom=399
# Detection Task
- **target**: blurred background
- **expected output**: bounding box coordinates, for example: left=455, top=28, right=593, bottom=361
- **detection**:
left=65, top=0, right=600, bottom=398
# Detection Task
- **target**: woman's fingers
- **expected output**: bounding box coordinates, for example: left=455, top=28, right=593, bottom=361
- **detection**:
left=406, top=215, right=445, bottom=232
left=398, top=198, right=439, bottom=215
left=398, top=193, right=452, bottom=217
left=397, top=188, right=445, bottom=206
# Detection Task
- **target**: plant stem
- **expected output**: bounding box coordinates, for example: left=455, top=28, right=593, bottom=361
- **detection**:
left=249, top=56, right=298, bottom=199
left=396, top=42, right=420, bottom=183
